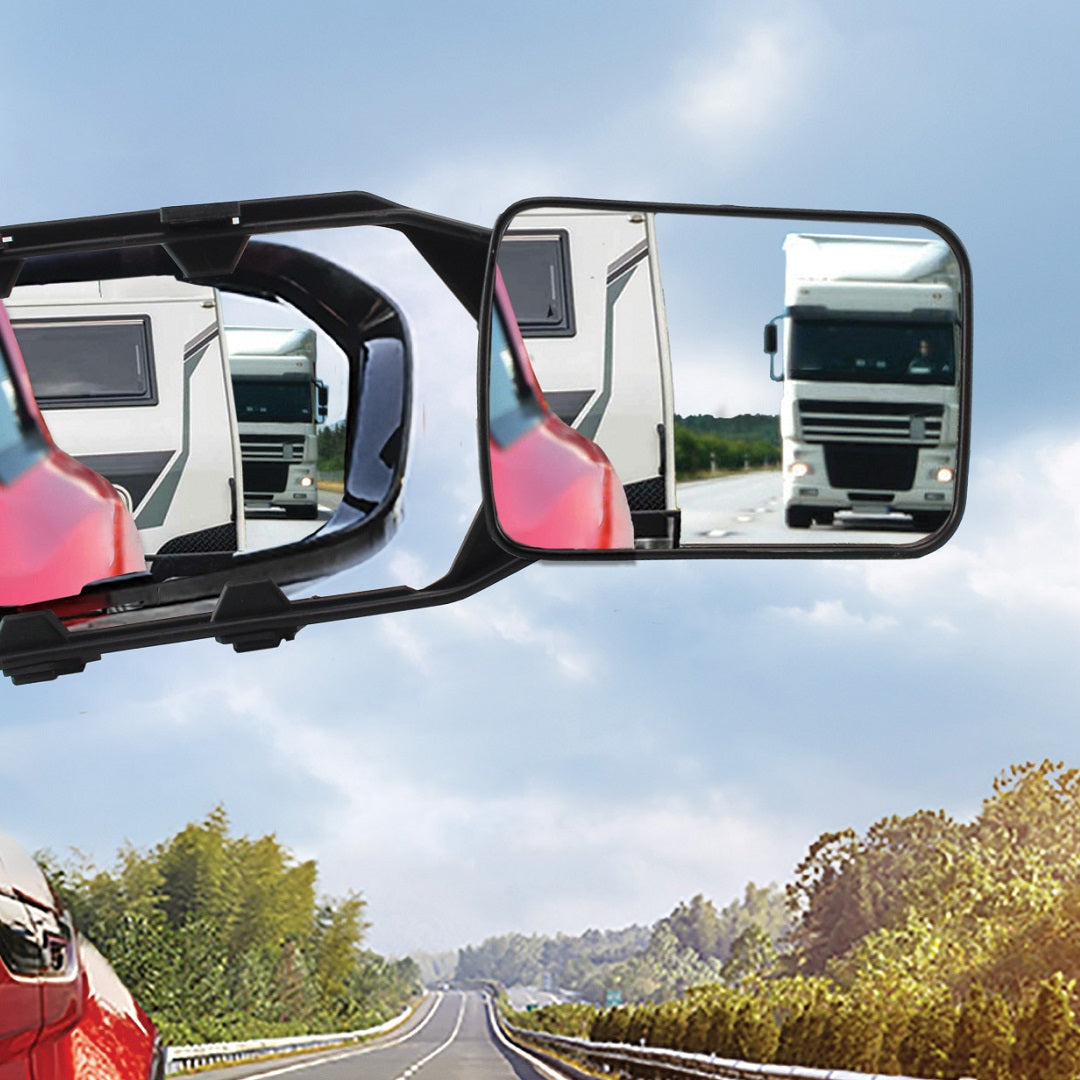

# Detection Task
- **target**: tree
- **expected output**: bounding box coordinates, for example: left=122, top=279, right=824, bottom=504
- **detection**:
left=1012, top=973, right=1080, bottom=1080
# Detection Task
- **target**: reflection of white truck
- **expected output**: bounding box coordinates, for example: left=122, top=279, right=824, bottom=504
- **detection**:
left=498, top=209, right=678, bottom=546
left=226, top=328, right=328, bottom=520
left=7, top=277, right=245, bottom=559
left=768, top=234, right=961, bottom=531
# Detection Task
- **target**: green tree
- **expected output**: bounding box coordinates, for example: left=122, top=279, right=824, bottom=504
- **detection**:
left=1012, top=973, right=1080, bottom=1080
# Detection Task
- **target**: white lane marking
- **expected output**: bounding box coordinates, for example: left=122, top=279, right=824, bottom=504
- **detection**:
left=395, top=993, right=466, bottom=1076
left=229, top=992, right=447, bottom=1080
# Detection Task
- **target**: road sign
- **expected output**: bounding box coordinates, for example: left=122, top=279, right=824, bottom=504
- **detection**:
left=605, top=989, right=623, bottom=1008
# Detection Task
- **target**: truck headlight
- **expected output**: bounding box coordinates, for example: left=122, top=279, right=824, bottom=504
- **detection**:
left=935, top=467, right=954, bottom=483
left=788, top=461, right=812, bottom=478
left=299, top=476, right=314, bottom=488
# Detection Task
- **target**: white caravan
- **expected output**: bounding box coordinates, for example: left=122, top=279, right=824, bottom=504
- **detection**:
left=6, top=277, right=245, bottom=560
left=226, top=328, right=328, bottom=520
left=771, top=234, right=961, bottom=530
left=498, top=208, right=678, bottom=547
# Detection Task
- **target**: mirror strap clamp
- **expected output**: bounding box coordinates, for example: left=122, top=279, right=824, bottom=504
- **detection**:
left=0, top=611, right=98, bottom=684
left=211, top=579, right=301, bottom=653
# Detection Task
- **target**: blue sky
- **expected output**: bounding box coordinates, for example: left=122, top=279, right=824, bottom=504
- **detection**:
left=3, top=1, right=1080, bottom=955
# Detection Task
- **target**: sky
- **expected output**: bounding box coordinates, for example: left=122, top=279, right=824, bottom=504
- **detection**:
left=2, top=1, right=1080, bottom=957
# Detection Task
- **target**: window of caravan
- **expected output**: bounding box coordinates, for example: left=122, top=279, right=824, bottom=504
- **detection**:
left=12, top=316, right=156, bottom=408
left=497, top=231, right=575, bottom=337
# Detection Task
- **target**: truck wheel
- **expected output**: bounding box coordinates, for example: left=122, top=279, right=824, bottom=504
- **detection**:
left=911, top=510, right=948, bottom=531
left=786, top=507, right=812, bottom=529
left=812, top=509, right=835, bottom=526
left=287, top=505, right=320, bottom=521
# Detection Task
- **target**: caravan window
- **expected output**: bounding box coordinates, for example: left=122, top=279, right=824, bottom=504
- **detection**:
left=12, top=316, right=157, bottom=408
left=497, top=231, right=575, bottom=337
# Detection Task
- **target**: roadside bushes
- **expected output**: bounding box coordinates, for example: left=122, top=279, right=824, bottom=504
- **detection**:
left=507, top=974, right=1080, bottom=1080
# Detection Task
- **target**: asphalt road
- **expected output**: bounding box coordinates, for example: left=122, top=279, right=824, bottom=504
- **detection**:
left=193, top=991, right=559, bottom=1080
left=676, top=471, right=932, bottom=546
left=242, top=488, right=345, bottom=551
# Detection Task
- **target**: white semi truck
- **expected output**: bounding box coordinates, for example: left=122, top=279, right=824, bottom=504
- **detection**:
left=7, top=276, right=246, bottom=560
left=497, top=208, right=678, bottom=547
left=766, top=234, right=961, bottom=531
left=226, top=328, right=328, bottom=520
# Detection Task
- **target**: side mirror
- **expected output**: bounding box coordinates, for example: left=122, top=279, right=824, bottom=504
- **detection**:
left=0, top=192, right=520, bottom=683
left=479, top=198, right=971, bottom=556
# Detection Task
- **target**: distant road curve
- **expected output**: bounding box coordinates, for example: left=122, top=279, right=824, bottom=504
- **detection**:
left=192, top=990, right=566, bottom=1080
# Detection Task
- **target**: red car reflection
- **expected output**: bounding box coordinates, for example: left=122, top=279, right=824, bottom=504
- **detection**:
left=0, top=304, right=145, bottom=608
left=489, top=273, right=633, bottom=550
left=0, top=830, right=160, bottom=1080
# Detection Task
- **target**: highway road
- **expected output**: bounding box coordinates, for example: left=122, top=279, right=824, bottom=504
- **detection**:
left=195, top=991, right=560, bottom=1080
left=243, top=488, right=345, bottom=551
left=676, top=471, right=932, bottom=546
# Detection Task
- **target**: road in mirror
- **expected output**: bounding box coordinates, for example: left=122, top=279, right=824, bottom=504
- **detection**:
left=0, top=227, right=382, bottom=610
left=490, top=207, right=964, bottom=551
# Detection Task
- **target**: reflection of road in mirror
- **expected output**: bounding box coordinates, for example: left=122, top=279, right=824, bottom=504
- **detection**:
left=243, top=485, right=343, bottom=549
left=676, top=470, right=933, bottom=545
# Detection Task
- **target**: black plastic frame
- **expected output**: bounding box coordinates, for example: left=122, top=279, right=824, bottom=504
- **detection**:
left=0, top=192, right=532, bottom=684
left=478, top=196, right=973, bottom=563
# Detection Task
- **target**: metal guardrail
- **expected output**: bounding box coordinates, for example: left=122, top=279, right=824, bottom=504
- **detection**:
left=502, top=1022, right=957, bottom=1080
left=163, top=1003, right=414, bottom=1074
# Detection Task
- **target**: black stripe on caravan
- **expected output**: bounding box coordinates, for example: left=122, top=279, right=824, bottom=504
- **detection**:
left=134, top=324, right=218, bottom=531
left=606, top=238, right=649, bottom=284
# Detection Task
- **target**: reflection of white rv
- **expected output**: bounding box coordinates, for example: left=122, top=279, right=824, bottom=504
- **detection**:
left=7, top=277, right=245, bottom=559
left=771, top=235, right=961, bottom=530
left=498, top=209, right=677, bottom=546
left=226, top=328, right=327, bottom=520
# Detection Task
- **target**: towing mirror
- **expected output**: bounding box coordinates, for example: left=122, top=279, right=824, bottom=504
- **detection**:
left=0, top=193, right=526, bottom=684
left=479, top=199, right=971, bottom=556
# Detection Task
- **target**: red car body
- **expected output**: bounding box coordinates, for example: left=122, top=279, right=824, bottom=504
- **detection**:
left=0, top=304, right=145, bottom=608
left=0, top=831, right=159, bottom=1080
left=489, top=273, right=634, bottom=550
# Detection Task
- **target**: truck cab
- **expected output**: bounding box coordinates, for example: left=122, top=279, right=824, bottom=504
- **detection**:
left=770, top=234, right=961, bottom=531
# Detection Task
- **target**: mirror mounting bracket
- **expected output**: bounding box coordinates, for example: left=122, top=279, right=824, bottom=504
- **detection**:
left=164, top=235, right=250, bottom=280
left=211, top=579, right=299, bottom=653
left=0, top=612, right=98, bottom=685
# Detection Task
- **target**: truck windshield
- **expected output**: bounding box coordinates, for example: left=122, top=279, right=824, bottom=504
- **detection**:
left=232, top=379, right=314, bottom=423
left=789, top=320, right=955, bottom=386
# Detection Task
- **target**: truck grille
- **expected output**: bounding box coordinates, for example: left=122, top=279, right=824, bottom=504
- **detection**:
left=242, top=461, right=289, bottom=497
left=239, top=435, right=307, bottom=461
left=798, top=400, right=944, bottom=445
left=824, top=443, right=918, bottom=491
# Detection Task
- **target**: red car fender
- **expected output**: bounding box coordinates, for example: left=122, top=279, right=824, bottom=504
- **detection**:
left=491, top=415, right=634, bottom=549
left=0, top=307, right=146, bottom=607
left=36, top=938, right=158, bottom=1080
left=489, top=274, right=633, bottom=550
left=0, top=831, right=158, bottom=1080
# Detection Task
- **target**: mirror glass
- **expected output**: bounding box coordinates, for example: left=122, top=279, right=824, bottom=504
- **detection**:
left=488, top=207, right=966, bottom=552
left=0, top=225, right=408, bottom=611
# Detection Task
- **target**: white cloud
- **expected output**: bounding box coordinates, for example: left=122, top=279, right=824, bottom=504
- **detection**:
left=767, top=598, right=898, bottom=631
left=844, top=436, right=1080, bottom=625
left=670, top=6, right=825, bottom=151
left=255, top=701, right=802, bottom=950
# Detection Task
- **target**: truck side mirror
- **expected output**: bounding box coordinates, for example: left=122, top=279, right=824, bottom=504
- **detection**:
left=764, top=322, right=778, bottom=355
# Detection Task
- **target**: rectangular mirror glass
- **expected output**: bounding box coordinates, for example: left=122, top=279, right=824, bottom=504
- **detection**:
left=486, top=204, right=969, bottom=554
